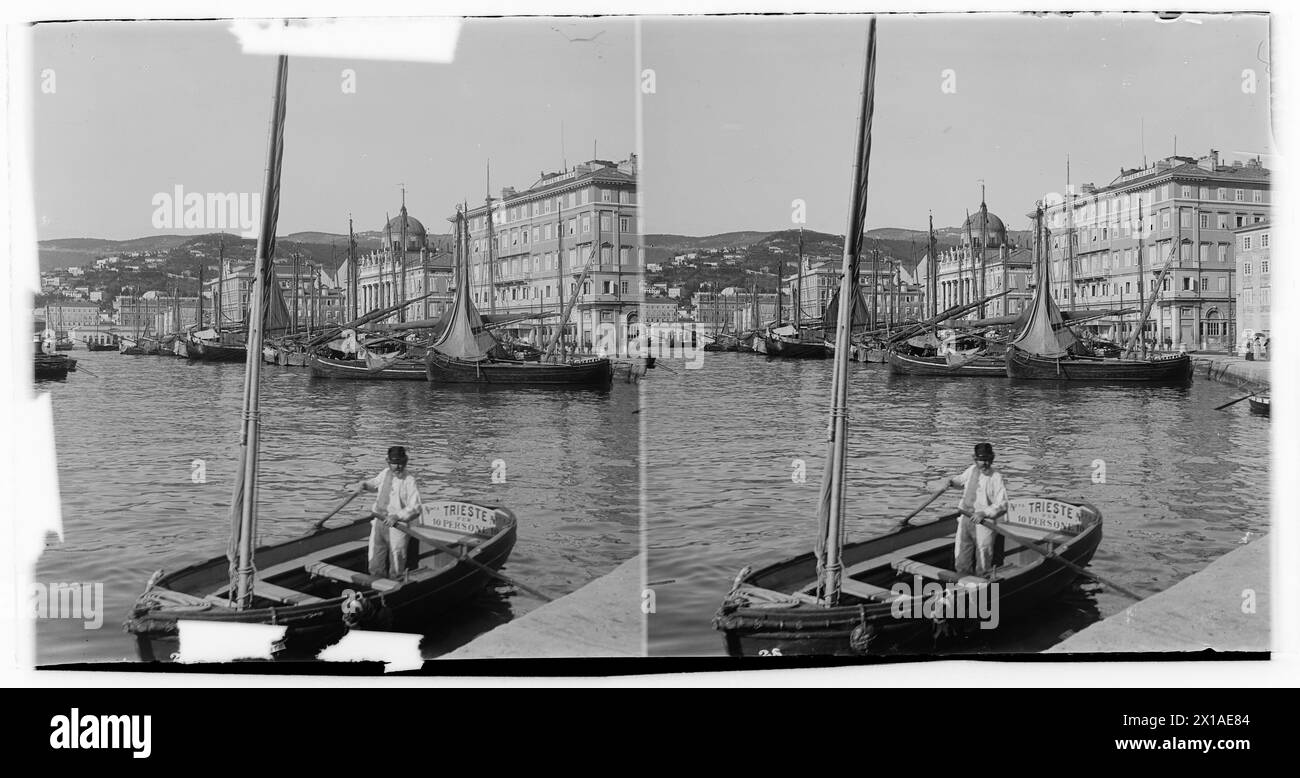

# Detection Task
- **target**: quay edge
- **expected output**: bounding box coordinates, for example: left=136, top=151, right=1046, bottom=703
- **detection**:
left=1191, top=355, right=1270, bottom=391
left=439, top=556, right=643, bottom=659
left=1045, top=534, right=1268, bottom=654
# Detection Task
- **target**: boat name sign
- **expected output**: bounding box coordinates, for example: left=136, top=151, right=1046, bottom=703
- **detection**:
left=420, top=501, right=498, bottom=536
left=1005, top=499, right=1084, bottom=534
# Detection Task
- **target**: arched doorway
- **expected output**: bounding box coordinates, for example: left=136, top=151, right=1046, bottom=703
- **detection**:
left=1201, top=307, right=1222, bottom=351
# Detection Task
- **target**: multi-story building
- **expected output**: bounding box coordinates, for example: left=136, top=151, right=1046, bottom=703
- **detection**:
left=920, top=208, right=1035, bottom=320
left=640, top=296, right=680, bottom=328
left=116, top=295, right=200, bottom=332
left=789, top=255, right=925, bottom=326
left=1042, top=150, right=1269, bottom=349
left=339, top=202, right=456, bottom=324
left=1234, top=219, right=1270, bottom=348
left=36, top=303, right=102, bottom=329
left=694, top=288, right=784, bottom=332
left=458, top=155, right=640, bottom=349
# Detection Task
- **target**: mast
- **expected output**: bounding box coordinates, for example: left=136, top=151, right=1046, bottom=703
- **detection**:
left=348, top=215, right=358, bottom=321
left=230, top=54, right=289, bottom=608
left=216, top=236, right=224, bottom=328
left=555, top=202, right=566, bottom=359
left=817, top=17, right=876, bottom=604
left=383, top=212, right=392, bottom=316
left=962, top=208, right=973, bottom=308
left=1135, top=194, right=1145, bottom=352
left=291, top=251, right=300, bottom=335
left=871, top=244, right=879, bottom=329
left=485, top=164, right=498, bottom=315
left=399, top=186, right=408, bottom=323
left=196, top=262, right=204, bottom=328
left=1066, top=156, right=1077, bottom=311
left=795, top=234, right=804, bottom=325
left=979, top=183, right=989, bottom=318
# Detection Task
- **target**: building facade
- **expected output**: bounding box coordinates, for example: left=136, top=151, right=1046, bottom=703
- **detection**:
left=36, top=303, right=102, bottom=329
left=1234, top=220, right=1270, bottom=347
left=1042, top=150, right=1269, bottom=349
left=458, top=155, right=641, bottom=349
left=921, top=208, right=1035, bottom=320
left=208, top=258, right=347, bottom=332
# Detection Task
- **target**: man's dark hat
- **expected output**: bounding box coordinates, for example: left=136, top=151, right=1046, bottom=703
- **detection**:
left=974, top=442, right=995, bottom=461
left=387, top=446, right=409, bottom=464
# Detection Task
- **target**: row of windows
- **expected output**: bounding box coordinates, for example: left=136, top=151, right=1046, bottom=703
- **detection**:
left=1049, top=185, right=1267, bottom=230
left=473, top=279, right=632, bottom=304
left=1240, top=289, right=1271, bottom=306
left=1242, top=260, right=1271, bottom=275
left=1242, top=233, right=1270, bottom=250
left=475, top=187, right=637, bottom=230
left=472, top=246, right=639, bottom=281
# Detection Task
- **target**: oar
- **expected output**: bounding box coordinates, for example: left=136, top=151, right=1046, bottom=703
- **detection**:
left=897, top=483, right=950, bottom=527
left=311, top=490, right=363, bottom=531
left=1214, top=391, right=1258, bottom=411
left=965, top=510, right=1143, bottom=601
left=382, top=514, right=555, bottom=602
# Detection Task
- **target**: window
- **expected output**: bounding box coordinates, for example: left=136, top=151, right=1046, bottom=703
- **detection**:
left=567, top=219, right=576, bottom=236
left=1160, top=184, right=1169, bottom=201
left=601, top=189, right=613, bottom=202
left=1252, top=189, right=1262, bottom=203
left=1243, top=236, right=1252, bottom=251
left=621, top=281, right=629, bottom=296
left=1125, top=281, right=1132, bottom=294
left=1201, top=276, right=1208, bottom=290
left=582, top=215, right=591, bottom=234
left=1235, top=189, right=1244, bottom=202
left=600, top=213, right=612, bottom=232
left=1181, top=185, right=1191, bottom=199
left=1254, top=215, right=1263, bottom=223
left=1199, top=243, right=1209, bottom=263
left=1261, top=234, right=1270, bottom=249
left=532, top=226, right=540, bottom=243
left=1217, top=188, right=1226, bottom=200
left=1161, top=210, right=1170, bottom=229
left=1236, top=215, right=1245, bottom=228
left=1200, top=214, right=1209, bottom=229
left=1217, top=214, right=1228, bottom=230
left=1183, top=277, right=1192, bottom=291
left=1218, top=277, right=1226, bottom=291
left=1244, top=262, right=1252, bottom=275
left=1200, top=187, right=1210, bottom=200
left=620, top=217, right=631, bottom=233
left=1180, top=208, right=1192, bottom=228
left=1261, top=259, right=1269, bottom=273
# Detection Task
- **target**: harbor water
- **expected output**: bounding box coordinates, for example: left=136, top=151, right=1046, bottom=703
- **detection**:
left=645, top=351, right=1271, bottom=656
left=33, top=350, right=641, bottom=664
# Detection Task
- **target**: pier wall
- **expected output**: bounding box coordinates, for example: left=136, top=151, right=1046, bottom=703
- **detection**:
left=440, top=555, right=643, bottom=659
left=1192, top=355, right=1270, bottom=391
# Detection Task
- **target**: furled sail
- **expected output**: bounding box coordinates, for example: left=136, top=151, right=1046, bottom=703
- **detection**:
left=1009, top=225, right=1076, bottom=358
left=431, top=213, right=498, bottom=361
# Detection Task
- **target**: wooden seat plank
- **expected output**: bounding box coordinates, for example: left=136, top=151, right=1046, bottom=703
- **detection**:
left=254, top=581, right=325, bottom=605
left=839, top=578, right=900, bottom=603
left=213, top=540, right=368, bottom=598
left=305, top=561, right=400, bottom=592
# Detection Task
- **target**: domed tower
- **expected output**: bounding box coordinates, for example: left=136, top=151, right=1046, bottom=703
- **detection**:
left=385, top=188, right=427, bottom=253
left=962, top=208, right=1007, bottom=250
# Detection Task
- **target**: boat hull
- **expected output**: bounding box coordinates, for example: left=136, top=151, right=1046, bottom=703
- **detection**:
left=1006, top=347, right=1193, bottom=384
left=763, top=333, right=830, bottom=359
left=426, top=353, right=614, bottom=387
left=187, top=338, right=248, bottom=362
left=126, top=509, right=519, bottom=658
left=888, top=350, right=1006, bottom=376
left=35, top=355, right=71, bottom=380
left=309, top=355, right=428, bottom=380
left=1249, top=396, right=1270, bottom=416
left=714, top=505, right=1103, bottom=657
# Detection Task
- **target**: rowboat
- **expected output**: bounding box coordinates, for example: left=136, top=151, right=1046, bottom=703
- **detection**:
left=715, top=499, right=1103, bottom=656
left=1248, top=394, right=1270, bottom=416
left=128, top=502, right=517, bottom=658
left=185, top=334, right=247, bottom=362
left=310, top=354, right=429, bottom=380
left=888, top=349, right=1006, bottom=376
left=35, top=353, right=72, bottom=380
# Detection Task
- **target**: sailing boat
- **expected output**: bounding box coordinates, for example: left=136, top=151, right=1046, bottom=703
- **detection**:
left=713, top=21, right=1106, bottom=656
left=126, top=57, right=519, bottom=657
left=1004, top=212, right=1193, bottom=383
left=763, top=229, right=830, bottom=359
left=424, top=209, right=613, bottom=387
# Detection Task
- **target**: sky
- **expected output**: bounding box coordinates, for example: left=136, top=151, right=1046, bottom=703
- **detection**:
left=29, top=18, right=637, bottom=240
left=28, top=12, right=1273, bottom=240
left=639, top=12, right=1273, bottom=235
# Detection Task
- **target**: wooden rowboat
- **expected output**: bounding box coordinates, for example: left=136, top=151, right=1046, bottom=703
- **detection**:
left=309, top=354, right=429, bottom=380
left=714, top=498, right=1103, bottom=656
left=186, top=336, right=247, bottom=362
left=1248, top=394, right=1270, bottom=416
left=127, top=501, right=518, bottom=658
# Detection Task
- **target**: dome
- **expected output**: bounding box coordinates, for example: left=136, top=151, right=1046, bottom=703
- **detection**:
left=386, top=213, right=426, bottom=237
left=962, top=209, right=1007, bottom=249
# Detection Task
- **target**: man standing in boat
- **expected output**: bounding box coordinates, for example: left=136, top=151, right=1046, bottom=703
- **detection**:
left=349, top=446, right=424, bottom=578
left=938, top=442, right=1007, bottom=577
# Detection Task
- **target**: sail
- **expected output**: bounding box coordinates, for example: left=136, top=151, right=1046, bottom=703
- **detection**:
left=822, top=285, right=870, bottom=330
left=228, top=55, right=289, bottom=606
left=432, top=214, right=497, bottom=361
left=264, top=275, right=294, bottom=335
left=815, top=18, right=877, bottom=601
left=1009, top=231, right=1076, bottom=357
